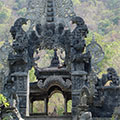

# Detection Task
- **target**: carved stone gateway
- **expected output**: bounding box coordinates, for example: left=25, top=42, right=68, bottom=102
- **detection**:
left=1, top=0, right=120, bottom=120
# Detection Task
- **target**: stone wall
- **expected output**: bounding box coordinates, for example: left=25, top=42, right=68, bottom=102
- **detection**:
left=91, top=86, right=120, bottom=117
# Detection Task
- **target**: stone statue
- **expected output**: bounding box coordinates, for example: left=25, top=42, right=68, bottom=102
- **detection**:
left=70, top=16, right=91, bottom=72
left=100, top=67, right=119, bottom=86
left=10, top=18, right=28, bottom=53
left=81, top=92, right=88, bottom=106
left=107, top=68, right=119, bottom=86
left=50, top=48, right=60, bottom=67
left=80, top=86, right=90, bottom=107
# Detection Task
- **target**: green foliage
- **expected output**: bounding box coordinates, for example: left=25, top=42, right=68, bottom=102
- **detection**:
left=104, top=0, right=120, bottom=10
left=85, top=31, right=104, bottom=46
left=0, top=94, right=9, bottom=107
left=14, top=0, right=26, bottom=9
left=48, top=93, right=64, bottom=115
left=3, top=116, right=13, bottom=120
left=72, top=0, right=81, bottom=5
left=0, top=7, right=11, bottom=24
left=57, top=107, right=64, bottom=116
left=0, top=12, right=7, bottom=24
left=67, top=100, right=72, bottom=112
left=17, top=8, right=26, bottom=16
left=86, top=31, right=120, bottom=76
left=0, top=1, right=4, bottom=9
left=98, top=19, right=112, bottom=35
left=33, top=101, right=44, bottom=113
left=29, top=67, right=36, bottom=82
left=112, top=16, right=120, bottom=25
left=112, top=116, right=115, bottom=120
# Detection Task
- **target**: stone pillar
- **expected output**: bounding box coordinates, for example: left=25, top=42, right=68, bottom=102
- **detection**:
left=30, top=100, right=33, bottom=114
left=11, top=71, right=29, bottom=117
left=26, top=73, right=30, bottom=116
left=44, top=98, right=48, bottom=115
left=0, top=76, right=2, bottom=93
left=71, top=71, right=87, bottom=120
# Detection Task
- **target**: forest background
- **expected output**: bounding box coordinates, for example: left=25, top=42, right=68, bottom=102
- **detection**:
left=0, top=0, right=120, bottom=116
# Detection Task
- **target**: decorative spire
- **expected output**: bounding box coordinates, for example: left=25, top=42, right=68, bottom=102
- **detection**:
left=46, top=0, right=55, bottom=23
left=26, top=0, right=76, bottom=28
left=86, top=33, right=105, bottom=74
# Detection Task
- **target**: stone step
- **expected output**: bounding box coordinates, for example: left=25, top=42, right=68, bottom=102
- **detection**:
left=25, top=116, right=111, bottom=120
left=25, top=116, right=72, bottom=120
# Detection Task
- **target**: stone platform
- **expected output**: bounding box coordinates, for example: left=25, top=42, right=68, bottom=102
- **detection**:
left=25, top=116, right=72, bottom=120
left=25, top=116, right=111, bottom=120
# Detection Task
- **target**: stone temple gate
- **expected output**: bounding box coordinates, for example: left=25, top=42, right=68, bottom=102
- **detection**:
left=2, top=0, right=120, bottom=120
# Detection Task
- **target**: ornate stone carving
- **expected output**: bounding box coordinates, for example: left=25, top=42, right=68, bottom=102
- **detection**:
left=71, top=16, right=91, bottom=73
left=86, top=35, right=104, bottom=74
left=19, top=97, right=26, bottom=108
left=77, top=86, right=93, bottom=120
left=37, top=76, right=71, bottom=91
left=87, top=71, right=98, bottom=103
left=17, top=76, right=27, bottom=91
left=2, top=0, right=120, bottom=118
left=100, top=67, right=119, bottom=86
left=10, top=18, right=28, bottom=53
left=0, top=38, right=12, bottom=91
left=80, top=86, right=90, bottom=106
left=70, top=17, right=91, bottom=118
left=26, top=0, right=75, bottom=28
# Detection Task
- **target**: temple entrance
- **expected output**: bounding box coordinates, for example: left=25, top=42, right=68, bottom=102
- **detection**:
left=30, top=76, right=72, bottom=116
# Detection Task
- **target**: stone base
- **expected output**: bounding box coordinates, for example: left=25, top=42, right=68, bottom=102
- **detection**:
left=25, top=116, right=72, bottom=120
left=24, top=116, right=111, bottom=120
